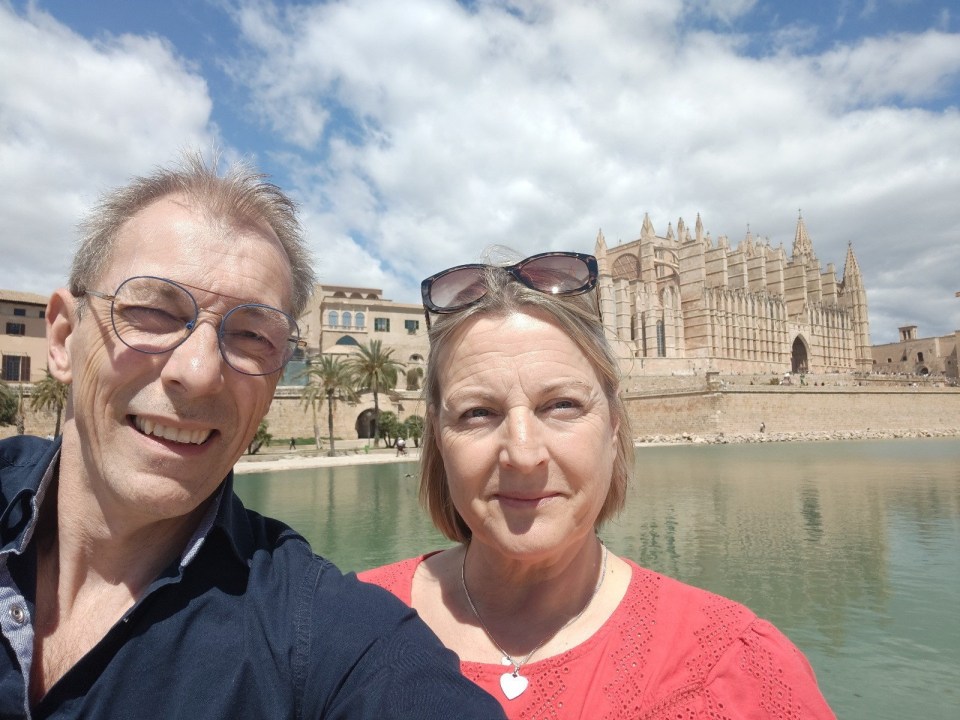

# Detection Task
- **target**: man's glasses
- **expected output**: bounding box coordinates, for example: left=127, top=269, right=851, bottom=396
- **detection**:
left=82, top=276, right=302, bottom=376
left=420, top=251, right=599, bottom=327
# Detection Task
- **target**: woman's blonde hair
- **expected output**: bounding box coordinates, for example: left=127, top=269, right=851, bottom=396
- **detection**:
left=420, top=262, right=633, bottom=543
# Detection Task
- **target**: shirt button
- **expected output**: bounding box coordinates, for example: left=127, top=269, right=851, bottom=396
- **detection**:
left=9, top=605, right=26, bottom=625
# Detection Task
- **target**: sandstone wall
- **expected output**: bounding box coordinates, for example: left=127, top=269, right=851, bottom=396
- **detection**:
left=624, top=386, right=960, bottom=437
left=6, top=385, right=958, bottom=443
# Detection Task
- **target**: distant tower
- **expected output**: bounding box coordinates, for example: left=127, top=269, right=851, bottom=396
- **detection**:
left=841, top=241, right=872, bottom=372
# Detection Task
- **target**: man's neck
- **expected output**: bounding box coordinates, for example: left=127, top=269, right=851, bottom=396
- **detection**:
left=29, top=460, right=215, bottom=705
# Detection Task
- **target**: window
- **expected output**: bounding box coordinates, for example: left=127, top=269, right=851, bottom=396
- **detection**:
left=13, top=308, right=26, bottom=316
left=6, top=323, right=26, bottom=336
left=917, top=352, right=924, bottom=362
left=328, top=311, right=339, bottom=328
left=374, top=318, right=390, bottom=332
left=404, top=319, right=420, bottom=334
left=355, top=312, right=365, bottom=328
left=656, top=320, right=666, bottom=357
left=342, top=311, right=352, bottom=328
left=2, top=355, right=30, bottom=381
left=39, top=310, right=45, bottom=319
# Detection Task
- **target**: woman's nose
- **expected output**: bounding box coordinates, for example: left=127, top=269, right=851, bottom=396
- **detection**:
left=499, top=408, right=547, bottom=471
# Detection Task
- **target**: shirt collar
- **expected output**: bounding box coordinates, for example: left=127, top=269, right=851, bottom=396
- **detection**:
left=0, top=435, right=252, bottom=571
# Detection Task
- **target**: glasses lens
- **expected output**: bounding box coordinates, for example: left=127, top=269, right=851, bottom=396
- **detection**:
left=111, top=277, right=196, bottom=353
left=517, top=254, right=593, bottom=294
left=427, top=266, right=488, bottom=311
left=221, top=305, right=299, bottom=375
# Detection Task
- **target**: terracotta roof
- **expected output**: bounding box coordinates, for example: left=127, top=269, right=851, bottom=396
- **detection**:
left=0, top=289, right=49, bottom=305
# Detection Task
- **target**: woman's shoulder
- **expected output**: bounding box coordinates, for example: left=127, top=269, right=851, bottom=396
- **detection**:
left=624, top=559, right=756, bottom=620
left=358, top=552, right=442, bottom=604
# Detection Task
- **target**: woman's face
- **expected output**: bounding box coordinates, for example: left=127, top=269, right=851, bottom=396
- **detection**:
left=433, top=309, right=619, bottom=562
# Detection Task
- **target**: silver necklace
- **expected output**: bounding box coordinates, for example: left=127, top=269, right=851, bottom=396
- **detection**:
left=460, top=541, right=608, bottom=701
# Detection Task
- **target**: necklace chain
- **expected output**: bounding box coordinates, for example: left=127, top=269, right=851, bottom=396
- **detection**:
left=460, top=540, right=607, bottom=676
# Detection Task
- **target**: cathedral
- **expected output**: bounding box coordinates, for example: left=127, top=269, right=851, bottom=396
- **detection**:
left=596, top=213, right=871, bottom=377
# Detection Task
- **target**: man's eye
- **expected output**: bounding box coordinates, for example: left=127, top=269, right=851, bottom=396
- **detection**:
left=118, top=305, right=185, bottom=331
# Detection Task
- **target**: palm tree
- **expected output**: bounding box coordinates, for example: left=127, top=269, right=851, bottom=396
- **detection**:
left=29, top=370, right=69, bottom=437
left=0, top=381, right=17, bottom=426
left=346, top=340, right=402, bottom=447
left=301, top=355, right=358, bottom=456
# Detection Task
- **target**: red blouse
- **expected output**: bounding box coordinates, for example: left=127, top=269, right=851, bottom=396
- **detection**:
left=360, top=555, right=836, bottom=720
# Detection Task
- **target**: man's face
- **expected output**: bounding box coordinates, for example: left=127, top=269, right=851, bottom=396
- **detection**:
left=55, top=194, right=293, bottom=524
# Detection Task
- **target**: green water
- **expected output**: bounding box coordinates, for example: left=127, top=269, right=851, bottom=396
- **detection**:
left=234, top=438, right=960, bottom=719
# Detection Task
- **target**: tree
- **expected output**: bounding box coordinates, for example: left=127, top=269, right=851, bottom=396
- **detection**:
left=346, top=340, right=402, bottom=447
left=301, top=355, right=358, bottom=457
left=0, top=382, right=17, bottom=426
left=403, top=415, right=425, bottom=448
left=29, top=370, right=69, bottom=437
left=378, top=411, right=400, bottom=446
left=247, top=419, right=272, bottom=455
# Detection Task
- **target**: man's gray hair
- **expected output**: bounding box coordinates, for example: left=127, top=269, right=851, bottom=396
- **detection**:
left=69, top=152, right=315, bottom=317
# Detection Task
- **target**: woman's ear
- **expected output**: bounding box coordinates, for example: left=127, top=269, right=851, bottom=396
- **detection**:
left=46, top=289, right=76, bottom=384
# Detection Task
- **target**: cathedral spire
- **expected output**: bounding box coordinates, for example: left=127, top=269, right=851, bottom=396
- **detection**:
left=792, top=210, right=815, bottom=263
left=641, top=213, right=655, bottom=241
left=842, top=241, right=863, bottom=289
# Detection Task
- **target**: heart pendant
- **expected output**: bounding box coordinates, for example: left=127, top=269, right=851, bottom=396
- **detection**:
left=500, top=671, right=529, bottom=700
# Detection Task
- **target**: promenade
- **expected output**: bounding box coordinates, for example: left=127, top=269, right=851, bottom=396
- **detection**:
left=234, top=445, right=420, bottom=474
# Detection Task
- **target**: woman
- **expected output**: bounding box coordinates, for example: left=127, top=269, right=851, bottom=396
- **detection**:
left=360, top=251, right=835, bottom=719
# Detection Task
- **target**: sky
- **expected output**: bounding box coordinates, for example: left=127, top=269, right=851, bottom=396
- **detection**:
left=1, top=0, right=958, bottom=344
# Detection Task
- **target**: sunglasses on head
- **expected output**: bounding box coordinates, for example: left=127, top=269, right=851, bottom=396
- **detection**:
left=420, top=251, right=599, bottom=328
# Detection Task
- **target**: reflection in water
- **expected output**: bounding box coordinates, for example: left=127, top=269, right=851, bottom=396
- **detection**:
left=235, top=438, right=960, bottom=720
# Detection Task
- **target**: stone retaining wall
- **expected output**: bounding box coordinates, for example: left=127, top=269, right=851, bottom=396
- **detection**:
left=624, top=385, right=960, bottom=437
left=5, top=384, right=959, bottom=443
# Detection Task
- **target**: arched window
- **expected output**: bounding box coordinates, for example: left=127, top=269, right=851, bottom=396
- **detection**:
left=328, top=311, right=339, bottom=328
left=355, top=312, right=365, bottom=328
left=342, top=311, right=352, bottom=328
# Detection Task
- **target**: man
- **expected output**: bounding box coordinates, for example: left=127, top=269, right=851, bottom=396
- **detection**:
left=0, top=156, right=505, bottom=719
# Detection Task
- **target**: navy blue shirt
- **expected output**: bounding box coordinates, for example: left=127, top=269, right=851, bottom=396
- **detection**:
left=0, top=436, right=505, bottom=719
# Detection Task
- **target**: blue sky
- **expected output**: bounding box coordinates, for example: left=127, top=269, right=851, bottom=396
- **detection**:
left=1, top=0, right=958, bottom=343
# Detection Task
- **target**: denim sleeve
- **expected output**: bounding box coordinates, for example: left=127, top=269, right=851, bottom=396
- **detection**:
left=294, top=560, right=506, bottom=720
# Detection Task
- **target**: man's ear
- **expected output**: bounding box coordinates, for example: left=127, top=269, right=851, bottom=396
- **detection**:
left=46, top=289, right=76, bottom=384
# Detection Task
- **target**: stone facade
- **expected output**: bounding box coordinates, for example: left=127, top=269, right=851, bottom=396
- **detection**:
left=598, top=213, right=871, bottom=378
left=870, top=326, right=958, bottom=380
left=0, top=289, right=48, bottom=383
left=300, top=284, right=428, bottom=370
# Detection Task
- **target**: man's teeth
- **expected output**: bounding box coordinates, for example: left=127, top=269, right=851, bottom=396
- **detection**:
left=136, top=418, right=211, bottom=445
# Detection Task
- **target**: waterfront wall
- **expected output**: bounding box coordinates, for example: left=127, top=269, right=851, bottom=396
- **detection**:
left=4, top=383, right=958, bottom=443
left=624, top=385, right=960, bottom=437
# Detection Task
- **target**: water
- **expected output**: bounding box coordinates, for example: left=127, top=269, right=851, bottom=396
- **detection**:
left=234, top=438, right=960, bottom=719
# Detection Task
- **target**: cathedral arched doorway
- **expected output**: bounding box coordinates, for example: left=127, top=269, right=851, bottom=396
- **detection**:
left=791, top=336, right=809, bottom=374
left=356, top=409, right=377, bottom=439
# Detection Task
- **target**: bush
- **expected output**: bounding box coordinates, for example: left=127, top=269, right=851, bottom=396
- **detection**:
left=0, top=382, right=18, bottom=426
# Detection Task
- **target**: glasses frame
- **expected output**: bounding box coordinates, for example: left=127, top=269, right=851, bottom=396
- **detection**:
left=420, top=251, right=599, bottom=328
left=82, top=275, right=303, bottom=376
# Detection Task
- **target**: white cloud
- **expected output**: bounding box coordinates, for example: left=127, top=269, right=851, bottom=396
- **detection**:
left=224, top=0, right=960, bottom=341
left=2, top=0, right=958, bottom=344
left=0, top=3, right=217, bottom=293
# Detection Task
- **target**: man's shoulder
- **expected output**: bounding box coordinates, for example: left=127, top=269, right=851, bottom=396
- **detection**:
left=0, top=434, right=55, bottom=468
left=0, top=435, right=57, bottom=495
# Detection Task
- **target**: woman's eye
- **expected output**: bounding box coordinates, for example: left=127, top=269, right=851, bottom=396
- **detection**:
left=465, top=407, right=490, bottom=419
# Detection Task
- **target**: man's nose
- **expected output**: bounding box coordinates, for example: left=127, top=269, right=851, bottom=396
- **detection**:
left=160, top=319, right=225, bottom=395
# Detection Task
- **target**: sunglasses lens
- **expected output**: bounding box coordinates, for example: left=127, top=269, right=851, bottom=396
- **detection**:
left=428, top=266, right=488, bottom=311
left=519, top=255, right=592, bottom=294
